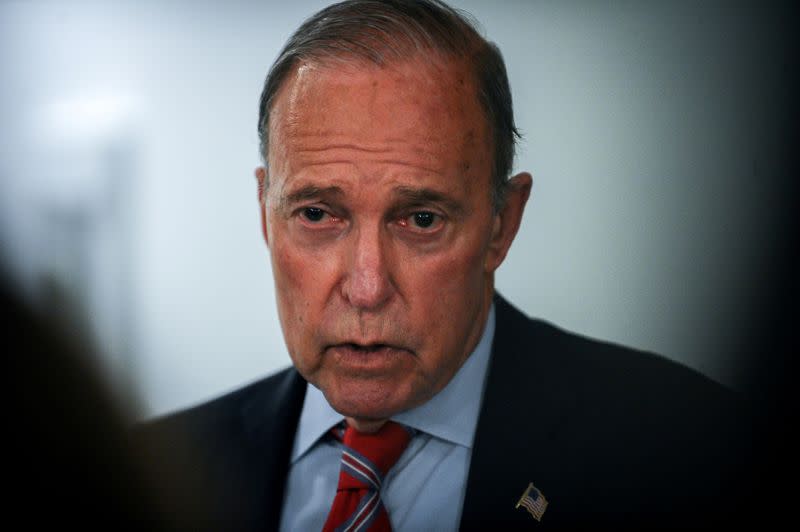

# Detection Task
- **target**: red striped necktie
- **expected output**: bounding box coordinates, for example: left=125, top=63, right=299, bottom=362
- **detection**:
left=322, top=421, right=412, bottom=532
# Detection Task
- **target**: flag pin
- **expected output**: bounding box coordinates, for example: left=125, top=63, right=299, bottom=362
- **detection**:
left=516, top=482, right=548, bottom=522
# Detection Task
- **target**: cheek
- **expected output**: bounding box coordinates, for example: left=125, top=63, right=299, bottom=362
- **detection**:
left=269, top=230, right=343, bottom=335
left=403, top=233, right=489, bottom=292
left=270, top=240, right=327, bottom=374
left=270, top=220, right=336, bottom=293
left=398, top=238, right=489, bottom=334
left=269, top=236, right=315, bottom=328
left=274, top=244, right=309, bottom=288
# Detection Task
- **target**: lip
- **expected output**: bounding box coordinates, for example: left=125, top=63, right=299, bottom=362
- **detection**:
left=325, top=343, right=413, bottom=371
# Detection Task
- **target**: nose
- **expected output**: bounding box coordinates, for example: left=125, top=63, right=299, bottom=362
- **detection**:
left=341, top=223, right=395, bottom=311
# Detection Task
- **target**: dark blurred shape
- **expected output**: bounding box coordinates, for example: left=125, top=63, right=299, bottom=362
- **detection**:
left=3, top=268, right=212, bottom=530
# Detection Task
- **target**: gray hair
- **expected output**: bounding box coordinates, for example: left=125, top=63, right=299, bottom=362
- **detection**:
left=257, top=0, right=520, bottom=210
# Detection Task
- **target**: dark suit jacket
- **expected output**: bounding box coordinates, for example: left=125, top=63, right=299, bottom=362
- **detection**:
left=139, top=294, right=755, bottom=530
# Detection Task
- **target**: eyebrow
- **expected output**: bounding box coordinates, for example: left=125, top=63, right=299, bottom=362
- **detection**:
left=280, top=185, right=344, bottom=210
left=391, top=186, right=465, bottom=216
left=278, top=183, right=466, bottom=217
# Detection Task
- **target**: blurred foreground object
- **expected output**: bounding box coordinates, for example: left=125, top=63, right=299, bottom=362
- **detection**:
left=4, top=274, right=211, bottom=529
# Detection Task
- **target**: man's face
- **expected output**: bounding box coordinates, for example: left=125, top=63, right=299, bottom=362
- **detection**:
left=260, top=57, right=525, bottom=422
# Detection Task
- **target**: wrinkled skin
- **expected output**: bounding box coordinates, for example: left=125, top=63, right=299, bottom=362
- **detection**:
left=257, top=57, right=531, bottom=432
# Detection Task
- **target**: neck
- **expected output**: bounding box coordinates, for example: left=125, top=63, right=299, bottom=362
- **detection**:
left=346, top=417, right=388, bottom=434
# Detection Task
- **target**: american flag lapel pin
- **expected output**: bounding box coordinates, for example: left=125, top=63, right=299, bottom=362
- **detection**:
left=516, top=482, right=548, bottom=522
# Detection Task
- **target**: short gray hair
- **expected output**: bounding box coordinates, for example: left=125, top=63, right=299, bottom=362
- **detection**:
left=257, top=0, right=520, bottom=210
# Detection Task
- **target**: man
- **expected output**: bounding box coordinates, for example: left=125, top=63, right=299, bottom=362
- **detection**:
left=141, top=0, right=754, bottom=529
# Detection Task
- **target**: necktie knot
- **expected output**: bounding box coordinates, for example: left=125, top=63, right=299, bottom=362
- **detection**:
left=342, top=421, right=411, bottom=482
left=323, top=421, right=412, bottom=532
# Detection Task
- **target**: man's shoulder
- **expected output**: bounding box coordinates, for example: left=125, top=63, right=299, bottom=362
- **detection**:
left=489, top=293, right=751, bottom=468
left=493, top=293, right=740, bottom=412
left=132, top=367, right=307, bottom=528
left=136, top=367, right=305, bottom=454
left=470, top=295, right=755, bottom=526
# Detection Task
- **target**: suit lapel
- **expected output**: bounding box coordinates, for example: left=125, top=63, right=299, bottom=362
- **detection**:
left=459, top=294, right=579, bottom=528
left=238, top=368, right=307, bottom=530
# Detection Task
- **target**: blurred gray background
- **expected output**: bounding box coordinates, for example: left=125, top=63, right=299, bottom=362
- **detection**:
left=0, top=0, right=791, bottom=419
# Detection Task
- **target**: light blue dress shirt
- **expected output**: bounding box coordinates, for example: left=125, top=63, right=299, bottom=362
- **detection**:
left=279, top=305, right=496, bottom=532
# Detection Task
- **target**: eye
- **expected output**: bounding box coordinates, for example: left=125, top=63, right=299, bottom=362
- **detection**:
left=397, top=211, right=443, bottom=232
left=412, top=212, right=435, bottom=228
left=302, top=207, right=326, bottom=222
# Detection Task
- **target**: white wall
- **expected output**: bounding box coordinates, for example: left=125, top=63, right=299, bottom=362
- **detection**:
left=0, top=0, right=787, bottom=418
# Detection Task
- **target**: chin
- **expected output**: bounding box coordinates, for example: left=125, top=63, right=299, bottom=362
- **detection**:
left=322, top=377, right=420, bottom=420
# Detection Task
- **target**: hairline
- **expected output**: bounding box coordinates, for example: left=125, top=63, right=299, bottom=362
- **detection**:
left=257, top=2, right=515, bottom=211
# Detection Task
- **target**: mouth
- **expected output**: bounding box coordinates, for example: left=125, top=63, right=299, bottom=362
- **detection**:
left=337, top=342, right=393, bottom=352
left=325, top=342, right=413, bottom=371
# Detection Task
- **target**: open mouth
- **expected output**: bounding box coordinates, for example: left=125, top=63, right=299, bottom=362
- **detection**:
left=341, top=343, right=392, bottom=352
left=326, top=343, right=412, bottom=367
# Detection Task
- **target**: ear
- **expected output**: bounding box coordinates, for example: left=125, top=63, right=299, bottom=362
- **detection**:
left=485, top=172, right=532, bottom=273
left=255, top=166, right=269, bottom=247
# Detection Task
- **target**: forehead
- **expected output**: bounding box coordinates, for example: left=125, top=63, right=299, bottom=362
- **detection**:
left=267, top=57, right=491, bottom=183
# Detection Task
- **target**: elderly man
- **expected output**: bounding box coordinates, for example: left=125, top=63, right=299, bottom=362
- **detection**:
left=142, top=1, right=752, bottom=529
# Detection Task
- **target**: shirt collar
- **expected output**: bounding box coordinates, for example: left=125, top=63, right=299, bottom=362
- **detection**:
left=290, top=304, right=496, bottom=463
